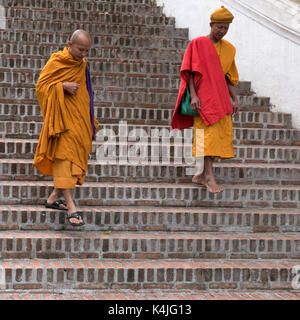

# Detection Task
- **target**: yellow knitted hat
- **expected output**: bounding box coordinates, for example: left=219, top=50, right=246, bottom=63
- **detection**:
left=210, top=6, right=234, bottom=23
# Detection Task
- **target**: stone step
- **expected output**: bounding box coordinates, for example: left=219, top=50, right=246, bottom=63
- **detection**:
left=0, top=102, right=291, bottom=128
left=5, top=19, right=187, bottom=38
left=0, top=258, right=298, bottom=290
left=2, top=0, right=163, bottom=12
left=0, top=31, right=188, bottom=51
left=0, top=91, right=271, bottom=111
left=1, top=121, right=298, bottom=145
left=0, top=181, right=299, bottom=209
left=0, top=289, right=299, bottom=300
left=1, top=230, right=300, bottom=260
left=0, top=60, right=184, bottom=77
left=1, top=159, right=300, bottom=186
left=1, top=205, right=300, bottom=233
left=0, top=70, right=183, bottom=90
left=0, top=42, right=185, bottom=62
left=4, top=7, right=176, bottom=27
left=6, top=2, right=165, bottom=18
left=1, top=138, right=299, bottom=163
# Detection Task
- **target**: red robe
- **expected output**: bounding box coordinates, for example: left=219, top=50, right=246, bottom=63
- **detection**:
left=171, top=36, right=233, bottom=130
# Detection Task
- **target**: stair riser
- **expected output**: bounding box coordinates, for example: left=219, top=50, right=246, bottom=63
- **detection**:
left=0, top=103, right=291, bottom=128
left=0, top=183, right=299, bottom=209
left=1, top=122, right=298, bottom=145
left=0, top=84, right=258, bottom=106
left=1, top=208, right=300, bottom=232
left=0, top=32, right=188, bottom=50
left=0, top=61, right=184, bottom=77
left=0, top=44, right=185, bottom=62
left=1, top=236, right=300, bottom=260
left=6, top=5, right=165, bottom=19
left=5, top=20, right=187, bottom=38
left=1, top=161, right=300, bottom=186
left=1, top=140, right=299, bottom=163
left=3, top=0, right=164, bottom=12
left=0, top=264, right=295, bottom=290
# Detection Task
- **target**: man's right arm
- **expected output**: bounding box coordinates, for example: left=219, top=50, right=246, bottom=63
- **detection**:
left=189, top=73, right=201, bottom=112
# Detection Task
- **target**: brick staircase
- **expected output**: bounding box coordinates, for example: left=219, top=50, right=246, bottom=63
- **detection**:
left=0, top=0, right=300, bottom=300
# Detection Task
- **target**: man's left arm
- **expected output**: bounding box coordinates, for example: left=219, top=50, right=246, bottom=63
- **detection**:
left=226, top=77, right=239, bottom=115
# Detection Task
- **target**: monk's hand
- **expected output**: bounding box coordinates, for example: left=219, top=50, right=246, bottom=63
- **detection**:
left=62, top=82, right=80, bottom=95
left=232, top=98, right=240, bottom=116
left=191, top=95, right=201, bottom=112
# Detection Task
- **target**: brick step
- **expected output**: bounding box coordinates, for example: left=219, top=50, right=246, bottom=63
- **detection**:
left=1, top=230, right=300, bottom=260
left=4, top=8, right=176, bottom=27
left=0, top=181, right=299, bottom=209
left=1, top=205, right=299, bottom=232
left=0, top=92, right=271, bottom=112
left=0, top=56, right=251, bottom=94
left=0, top=67, right=251, bottom=96
left=0, top=61, right=184, bottom=77
left=0, top=103, right=290, bottom=128
left=5, top=19, right=188, bottom=38
left=1, top=71, right=183, bottom=91
left=96, top=108, right=290, bottom=127
left=1, top=159, right=300, bottom=186
left=1, top=138, right=299, bottom=163
left=6, top=3, right=165, bottom=18
left=1, top=121, right=298, bottom=145
left=0, top=43, right=185, bottom=62
left=2, top=0, right=163, bottom=12
left=0, top=31, right=188, bottom=51
left=0, top=289, right=299, bottom=300
left=0, top=258, right=298, bottom=290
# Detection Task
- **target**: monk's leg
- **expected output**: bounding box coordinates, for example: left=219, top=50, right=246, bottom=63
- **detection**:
left=52, top=159, right=84, bottom=225
left=46, top=188, right=68, bottom=210
left=62, top=189, right=83, bottom=225
left=192, top=167, right=206, bottom=186
left=203, top=156, right=223, bottom=193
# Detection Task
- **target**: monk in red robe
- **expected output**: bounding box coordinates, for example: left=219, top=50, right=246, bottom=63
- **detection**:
left=171, top=6, right=239, bottom=193
left=33, top=30, right=98, bottom=226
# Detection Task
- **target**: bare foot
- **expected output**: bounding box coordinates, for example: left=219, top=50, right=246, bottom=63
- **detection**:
left=192, top=173, right=206, bottom=186
left=205, top=176, right=224, bottom=193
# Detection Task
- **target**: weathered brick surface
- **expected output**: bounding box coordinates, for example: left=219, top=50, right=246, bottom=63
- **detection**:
left=0, top=259, right=298, bottom=290
left=0, top=0, right=299, bottom=298
left=0, top=231, right=300, bottom=259
left=0, top=181, right=299, bottom=209
left=0, top=289, right=299, bottom=300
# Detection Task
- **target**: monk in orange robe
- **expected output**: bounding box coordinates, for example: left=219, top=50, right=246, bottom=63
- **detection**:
left=33, top=30, right=98, bottom=226
left=171, top=6, right=239, bottom=193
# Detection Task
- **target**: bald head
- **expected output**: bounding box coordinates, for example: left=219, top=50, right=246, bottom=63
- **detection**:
left=68, top=29, right=92, bottom=61
left=70, top=29, right=92, bottom=45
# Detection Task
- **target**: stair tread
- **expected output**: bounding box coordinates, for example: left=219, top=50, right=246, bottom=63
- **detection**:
left=0, top=289, right=299, bottom=300
left=1, top=158, right=300, bottom=168
left=0, top=258, right=298, bottom=268
left=0, top=204, right=299, bottom=214
left=1, top=180, right=299, bottom=189
left=0, top=230, right=300, bottom=240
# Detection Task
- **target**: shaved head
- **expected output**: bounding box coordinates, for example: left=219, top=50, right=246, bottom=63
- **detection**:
left=68, top=30, right=92, bottom=61
left=70, top=29, right=92, bottom=45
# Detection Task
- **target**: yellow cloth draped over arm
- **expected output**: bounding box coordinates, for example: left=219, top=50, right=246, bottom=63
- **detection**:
left=33, top=47, right=98, bottom=176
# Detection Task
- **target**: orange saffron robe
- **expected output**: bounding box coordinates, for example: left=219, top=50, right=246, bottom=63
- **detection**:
left=33, top=47, right=98, bottom=181
left=192, top=39, right=239, bottom=158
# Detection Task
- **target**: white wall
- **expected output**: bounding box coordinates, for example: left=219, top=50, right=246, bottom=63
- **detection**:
left=0, top=5, right=6, bottom=29
left=157, top=0, right=300, bottom=128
